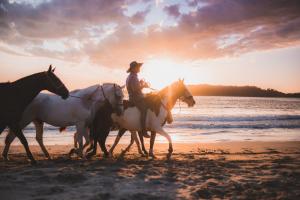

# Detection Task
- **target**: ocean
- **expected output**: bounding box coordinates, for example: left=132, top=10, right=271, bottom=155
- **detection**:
left=1, top=96, right=300, bottom=145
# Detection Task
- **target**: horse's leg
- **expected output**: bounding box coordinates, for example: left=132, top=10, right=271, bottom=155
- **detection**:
left=132, top=131, right=144, bottom=156
left=138, top=131, right=148, bottom=155
left=9, top=124, right=36, bottom=164
left=119, top=132, right=135, bottom=158
left=149, top=131, right=157, bottom=158
left=73, top=132, right=78, bottom=149
left=157, top=129, right=173, bottom=160
left=72, top=122, right=86, bottom=157
left=86, top=139, right=97, bottom=159
left=82, top=129, right=90, bottom=150
left=109, top=128, right=127, bottom=157
left=33, top=120, right=51, bottom=159
left=99, top=130, right=110, bottom=157
left=85, top=138, right=94, bottom=154
left=2, top=129, right=16, bottom=161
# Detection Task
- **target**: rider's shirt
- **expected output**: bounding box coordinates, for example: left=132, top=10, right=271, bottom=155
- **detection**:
left=126, top=72, right=143, bottom=101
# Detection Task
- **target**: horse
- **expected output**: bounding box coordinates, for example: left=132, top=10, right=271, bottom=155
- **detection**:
left=85, top=100, right=115, bottom=159
left=2, top=83, right=124, bottom=160
left=0, top=65, right=69, bottom=164
left=109, top=79, right=195, bottom=159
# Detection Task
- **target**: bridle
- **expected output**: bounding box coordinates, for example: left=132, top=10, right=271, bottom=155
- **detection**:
left=104, top=84, right=124, bottom=106
left=101, top=84, right=124, bottom=114
left=159, top=86, right=193, bottom=113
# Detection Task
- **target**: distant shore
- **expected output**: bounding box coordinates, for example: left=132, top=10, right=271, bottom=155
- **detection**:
left=1, top=141, right=300, bottom=199
left=188, top=84, right=300, bottom=98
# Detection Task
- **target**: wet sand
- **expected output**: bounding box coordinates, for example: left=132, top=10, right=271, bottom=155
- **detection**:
left=0, top=142, right=300, bottom=199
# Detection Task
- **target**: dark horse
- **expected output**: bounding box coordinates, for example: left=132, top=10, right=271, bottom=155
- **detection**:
left=0, top=65, right=69, bottom=164
left=85, top=100, right=114, bottom=159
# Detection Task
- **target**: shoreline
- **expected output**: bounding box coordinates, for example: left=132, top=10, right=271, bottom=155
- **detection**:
left=1, top=140, right=300, bottom=154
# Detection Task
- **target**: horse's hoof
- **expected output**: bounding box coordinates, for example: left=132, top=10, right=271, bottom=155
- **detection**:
left=108, top=154, right=113, bottom=158
left=69, top=148, right=76, bottom=155
left=103, top=153, right=109, bottom=158
left=117, top=155, right=125, bottom=160
left=75, top=149, right=83, bottom=158
left=166, top=154, right=172, bottom=160
left=86, top=152, right=95, bottom=160
left=81, top=156, right=87, bottom=161
left=2, top=156, right=9, bottom=161
left=149, top=153, right=156, bottom=159
left=30, top=159, right=37, bottom=165
left=119, top=151, right=126, bottom=158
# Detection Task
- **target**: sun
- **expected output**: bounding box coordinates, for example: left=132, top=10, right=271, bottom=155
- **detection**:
left=140, top=58, right=189, bottom=90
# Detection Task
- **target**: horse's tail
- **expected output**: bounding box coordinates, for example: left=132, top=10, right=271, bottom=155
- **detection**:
left=59, top=127, right=66, bottom=132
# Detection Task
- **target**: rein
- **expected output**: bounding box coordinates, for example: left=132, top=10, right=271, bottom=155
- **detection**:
left=178, top=98, right=182, bottom=113
left=160, top=99, right=170, bottom=111
left=101, top=85, right=108, bottom=102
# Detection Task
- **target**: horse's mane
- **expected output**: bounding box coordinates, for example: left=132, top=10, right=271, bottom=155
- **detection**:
left=70, top=84, right=100, bottom=94
left=70, top=83, right=120, bottom=95
left=14, top=72, right=45, bottom=84
left=158, top=81, right=179, bottom=97
left=102, top=83, right=122, bottom=88
left=102, top=83, right=115, bottom=86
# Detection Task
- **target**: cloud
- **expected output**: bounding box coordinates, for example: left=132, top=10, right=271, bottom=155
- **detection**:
left=0, top=0, right=300, bottom=69
left=164, top=4, right=180, bottom=18
left=0, top=0, right=127, bottom=40
left=129, top=6, right=150, bottom=24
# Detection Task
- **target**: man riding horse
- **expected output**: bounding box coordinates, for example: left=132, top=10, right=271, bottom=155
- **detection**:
left=126, top=61, right=151, bottom=138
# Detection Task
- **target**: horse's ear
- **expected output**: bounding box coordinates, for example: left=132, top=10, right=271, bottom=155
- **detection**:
left=48, top=65, right=52, bottom=73
left=52, top=67, right=55, bottom=72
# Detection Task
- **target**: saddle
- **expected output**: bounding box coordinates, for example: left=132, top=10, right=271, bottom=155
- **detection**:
left=123, top=93, right=164, bottom=117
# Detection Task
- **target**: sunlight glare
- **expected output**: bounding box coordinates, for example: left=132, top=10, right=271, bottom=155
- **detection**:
left=141, top=58, right=189, bottom=89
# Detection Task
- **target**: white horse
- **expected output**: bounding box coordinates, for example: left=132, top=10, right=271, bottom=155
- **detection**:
left=109, top=80, right=195, bottom=159
left=2, top=83, right=124, bottom=160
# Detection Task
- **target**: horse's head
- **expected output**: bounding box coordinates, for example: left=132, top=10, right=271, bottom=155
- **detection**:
left=102, top=83, right=124, bottom=116
left=44, top=65, right=69, bottom=99
left=173, top=79, right=195, bottom=107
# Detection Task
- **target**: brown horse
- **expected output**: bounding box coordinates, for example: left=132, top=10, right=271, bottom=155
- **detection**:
left=0, top=65, right=69, bottom=164
left=110, top=80, right=196, bottom=159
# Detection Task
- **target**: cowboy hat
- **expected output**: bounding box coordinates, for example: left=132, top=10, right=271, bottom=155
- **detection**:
left=127, top=61, right=143, bottom=73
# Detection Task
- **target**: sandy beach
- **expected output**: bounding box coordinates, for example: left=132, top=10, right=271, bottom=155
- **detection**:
left=0, top=141, right=299, bottom=199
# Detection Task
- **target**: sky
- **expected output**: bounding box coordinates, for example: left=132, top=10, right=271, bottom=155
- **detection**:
left=0, top=0, right=300, bottom=92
